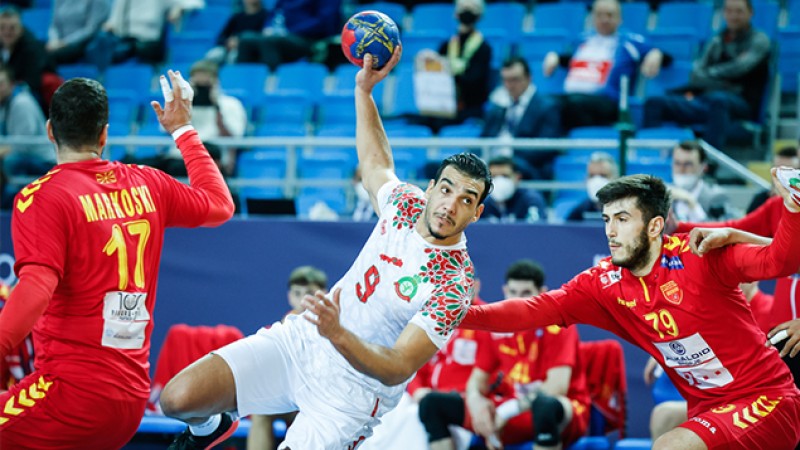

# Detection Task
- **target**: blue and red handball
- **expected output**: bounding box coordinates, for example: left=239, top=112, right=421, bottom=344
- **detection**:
left=341, top=10, right=401, bottom=70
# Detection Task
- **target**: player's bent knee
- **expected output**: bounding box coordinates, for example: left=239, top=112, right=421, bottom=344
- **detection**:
left=531, top=393, right=565, bottom=447
left=418, top=392, right=460, bottom=441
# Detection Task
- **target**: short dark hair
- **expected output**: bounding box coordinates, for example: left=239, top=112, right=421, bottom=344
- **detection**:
left=488, top=155, right=517, bottom=171
left=674, top=140, right=706, bottom=164
left=288, top=266, right=328, bottom=289
left=501, top=56, right=530, bottom=78
left=0, top=5, right=20, bottom=20
left=776, top=146, right=797, bottom=159
left=505, top=259, right=545, bottom=289
left=434, top=152, right=493, bottom=205
left=50, top=78, right=109, bottom=149
left=596, top=174, right=671, bottom=226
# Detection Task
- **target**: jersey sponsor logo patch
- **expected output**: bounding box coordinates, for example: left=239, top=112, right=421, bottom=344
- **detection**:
left=600, top=269, right=622, bottom=288
left=660, top=280, right=683, bottom=305
left=712, top=404, right=736, bottom=414
left=617, top=297, right=636, bottom=308
left=660, top=255, right=685, bottom=270
left=96, top=170, right=117, bottom=184
left=394, top=275, right=418, bottom=302
left=654, top=333, right=733, bottom=389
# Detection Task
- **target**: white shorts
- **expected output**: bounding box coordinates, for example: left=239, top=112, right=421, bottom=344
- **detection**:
left=213, top=321, right=392, bottom=450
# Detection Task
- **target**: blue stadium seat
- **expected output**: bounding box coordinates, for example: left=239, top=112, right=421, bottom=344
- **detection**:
left=311, top=125, right=357, bottom=165
left=531, top=62, right=567, bottom=95
left=567, top=127, right=621, bottom=159
left=777, top=28, right=800, bottom=95
left=177, top=7, right=230, bottom=39
left=620, top=2, right=650, bottom=36
left=482, top=28, right=511, bottom=69
left=236, top=149, right=287, bottom=211
left=484, top=2, right=527, bottom=40
left=439, top=122, right=482, bottom=138
left=645, top=30, right=699, bottom=63
left=569, top=436, right=611, bottom=450
left=330, top=64, right=385, bottom=110
left=21, top=8, right=50, bottom=41
left=296, top=187, right=349, bottom=218
left=105, top=64, right=154, bottom=97
left=274, top=62, right=328, bottom=98
left=411, top=3, right=455, bottom=34
left=220, top=63, right=268, bottom=103
left=613, top=438, right=653, bottom=450
left=532, top=3, right=587, bottom=35
left=107, top=90, right=139, bottom=128
left=788, top=0, right=800, bottom=29
left=354, top=2, right=407, bottom=30
left=552, top=196, right=585, bottom=221
left=167, top=33, right=215, bottom=64
left=252, top=122, right=307, bottom=137
left=642, top=60, right=691, bottom=97
left=258, top=92, right=313, bottom=127
left=133, top=123, right=169, bottom=160
left=298, top=154, right=351, bottom=180
left=653, top=3, right=713, bottom=41
left=318, top=92, right=356, bottom=127
left=518, top=30, right=570, bottom=64
left=386, top=65, right=418, bottom=116
left=627, top=159, right=671, bottom=181
left=58, top=64, right=99, bottom=81
left=400, top=30, right=448, bottom=65
left=651, top=371, right=683, bottom=405
left=752, top=0, right=779, bottom=39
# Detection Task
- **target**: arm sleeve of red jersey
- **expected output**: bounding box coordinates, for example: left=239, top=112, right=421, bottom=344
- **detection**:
left=715, top=207, right=800, bottom=282
left=0, top=265, right=58, bottom=358
left=676, top=196, right=780, bottom=237
left=460, top=293, right=567, bottom=332
left=175, top=130, right=235, bottom=227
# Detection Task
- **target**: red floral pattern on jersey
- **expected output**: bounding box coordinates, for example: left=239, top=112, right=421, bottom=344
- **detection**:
left=418, top=248, right=474, bottom=337
left=389, top=183, right=426, bottom=229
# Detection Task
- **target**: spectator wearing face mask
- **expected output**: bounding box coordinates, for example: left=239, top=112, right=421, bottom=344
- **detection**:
left=481, top=156, right=547, bottom=223
left=566, top=152, right=619, bottom=221
left=669, top=140, right=734, bottom=222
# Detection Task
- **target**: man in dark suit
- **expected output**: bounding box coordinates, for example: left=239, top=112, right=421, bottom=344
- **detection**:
left=481, top=56, right=562, bottom=179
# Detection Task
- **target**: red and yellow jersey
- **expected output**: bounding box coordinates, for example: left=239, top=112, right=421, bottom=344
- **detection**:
left=11, top=155, right=215, bottom=401
left=0, top=283, right=34, bottom=390
left=475, top=325, right=589, bottom=408
left=410, top=328, right=486, bottom=395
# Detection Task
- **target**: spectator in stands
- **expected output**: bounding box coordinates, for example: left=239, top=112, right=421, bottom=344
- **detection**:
left=437, top=0, right=491, bottom=122
left=669, top=140, right=733, bottom=222
left=205, top=0, right=268, bottom=65
left=0, top=6, right=53, bottom=108
left=542, top=0, right=669, bottom=131
left=481, top=56, right=561, bottom=180
left=642, top=0, right=770, bottom=150
left=420, top=259, right=590, bottom=450
left=87, top=0, right=202, bottom=70
left=0, top=66, right=53, bottom=181
left=746, top=146, right=800, bottom=213
left=162, top=60, right=246, bottom=176
left=247, top=265, right=328, bottom=450
left=45, top=0, right=109, bottom=66
left=236, top=0, right=341, bottom=71
left=566, top=151, right=619, bottom=222
left=480, top=156, right=547, bottom=223
left=0, top=1, right=30, bottom=9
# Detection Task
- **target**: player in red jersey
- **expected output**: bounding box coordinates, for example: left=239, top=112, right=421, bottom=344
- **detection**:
left=462, top=172, right=800, bottom=449
left=0, top=282, right=34, bottom=392
left=0, top=71, right=235, bottom=449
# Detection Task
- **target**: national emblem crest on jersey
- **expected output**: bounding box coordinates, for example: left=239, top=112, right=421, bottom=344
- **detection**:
left=394, top=275, right=418, bottom=302
left=660, top=280, right=683, bottom=305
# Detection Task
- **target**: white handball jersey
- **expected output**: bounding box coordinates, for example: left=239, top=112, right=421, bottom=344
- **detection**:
left=291, top=180, right=475, bottom=399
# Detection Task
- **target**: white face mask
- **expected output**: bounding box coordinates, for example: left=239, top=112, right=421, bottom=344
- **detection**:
left=672, top=173, right=700, bottom=191
left=354, top=182, right=370, bottom=202
left=586, top=175, right=610, bottom=202
left=491, top=176, right=516, bottom=203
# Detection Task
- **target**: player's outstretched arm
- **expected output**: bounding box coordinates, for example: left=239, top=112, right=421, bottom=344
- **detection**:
left=0, top=265, right=58, bottom=359
left=151, top=70, right=234, bottom=226
left=302, top=288, right=438, bottom=386
left=688, top=227, right=772, bottom=256
left=355, top=49, right=402, bottom=213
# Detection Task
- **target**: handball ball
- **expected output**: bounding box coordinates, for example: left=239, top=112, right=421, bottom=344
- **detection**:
left=341, top=10, right=401, bottom=70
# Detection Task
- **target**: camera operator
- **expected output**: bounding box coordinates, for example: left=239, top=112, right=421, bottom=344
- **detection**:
left=162, top=59, right=247, bottom=176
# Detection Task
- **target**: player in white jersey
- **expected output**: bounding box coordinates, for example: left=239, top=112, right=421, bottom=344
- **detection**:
left=159, top=48, right=494, bottom=450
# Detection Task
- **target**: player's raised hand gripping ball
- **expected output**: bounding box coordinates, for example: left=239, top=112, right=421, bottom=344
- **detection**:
left=341, top=10, right=401, bottom=70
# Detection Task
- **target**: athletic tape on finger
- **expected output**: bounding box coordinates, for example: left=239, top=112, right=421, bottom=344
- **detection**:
left=177, top=73, right=194, bottom=100
left=160, top=76, right=174, bottom=102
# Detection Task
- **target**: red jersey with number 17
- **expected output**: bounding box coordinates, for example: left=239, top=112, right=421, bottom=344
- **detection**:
left=12, top=154, right=215, bottom=401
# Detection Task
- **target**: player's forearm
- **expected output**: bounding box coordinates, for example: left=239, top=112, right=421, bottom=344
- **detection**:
left=0, top=265, right=57, bottom=357
left=460, top=296, right=563, bottom=332
left=174, top=128, right=234, bottom=226
left=328, top=327, right=414, bottom=386
left=355, top=87, right=393, bottom=177
left=745, top=207, right=800, bottom=278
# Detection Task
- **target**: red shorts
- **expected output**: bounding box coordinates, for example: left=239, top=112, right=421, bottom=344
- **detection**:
left=464, top=396, right=589, bottom=446
left=0, top=372, right=147, bottom=450
left=680, top=392, right=800, bottom=450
